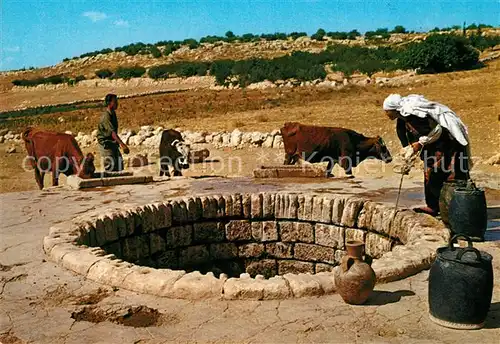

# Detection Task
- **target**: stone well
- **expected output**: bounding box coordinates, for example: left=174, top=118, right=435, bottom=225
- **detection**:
left=43, top=193, right=449, bottom=300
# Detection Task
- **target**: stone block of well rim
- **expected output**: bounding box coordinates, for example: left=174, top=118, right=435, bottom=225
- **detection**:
left=223, top=275, right=291, bottom=300
left=193, top=222, right=225, bottom=243
left=186, top=197, right=203, bottom=222
left=121, top=236, right=149, bottom=262
left=297, top=194, right=314, bottom=221
left=94, top=217, right=107, bottom=246
left=278, top=222, right=314, bottom=243
left=238, top=243, right=265, bottom=258
left=334, top=249, right=347, bottom=264
left=315, top=263, right=334, bottom=273
left=278, top=260, right=314, bottom=275
left=149, top=233, right=166, bottom=256
left=178, top=245, right=210, bottom=266
left=365, top=233, right=393, bottom=259
left=242, top=194, right=252, bottom=218
left=311, top=272, right=336, bottom=294
left=293, top=243, right=335, bottom=264
left=251, top=193, right=263, bottom=219
left=345, top=228, right=367, bottom=244
left=102, top=215, right=119, bottom=242
left=232, top=194, right=243, bottom=217
left=262, top=193, right=276, bottom=219
left=43, top=235, right=70, bottom=254
left=102, top=241, right=121, bottom=257
left=209, top=243, right=238, bottom=260
left=225, top=220, right=252, bottom=241
left=61, top=247, right=105, bottom=276
left=265, top=242, right=293, bottom=259
left=149, top=203, right=165, bottom=231
left=331, top=196, right=346, bottom=225
left=118, top=209, right=135, bottom=237
left=154, top=249, right=178, bottom=269
left=311, top=196, right=323, bottom=222
left=86, top=259, right=134, bottom=287
left=122, top=266, right=185, bottom=297
left=315, top=224, right=345, bottom=249
left=171, top=200, right=188, bottom=225
left=49, top=243, right=81, bottom=264
left=283, top=273, right=324, bottom=297
left=340, top=197, right=365, bottom=227
left=245, top=259, right=277, bottom=279
left=165, top=225, right=192, bottom=248
left=201, top=196, right=217, bottom=219
left=223, top=194, right=234, bottom=217
left=357, top=201, right=377, bottom=230
left=216, top=195, right=226, bottom=218
left=170, top=271, right=224, bottom=299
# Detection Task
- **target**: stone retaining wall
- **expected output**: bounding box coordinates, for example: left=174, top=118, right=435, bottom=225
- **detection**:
left=43, top=192, right=449, bottom=300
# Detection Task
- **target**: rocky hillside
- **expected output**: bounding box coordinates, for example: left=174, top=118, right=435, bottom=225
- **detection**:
left=2, top=28, right=499, bottom=92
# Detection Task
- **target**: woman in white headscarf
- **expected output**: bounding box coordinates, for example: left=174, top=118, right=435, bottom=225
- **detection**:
left=383, top=94, right=471, bottom=216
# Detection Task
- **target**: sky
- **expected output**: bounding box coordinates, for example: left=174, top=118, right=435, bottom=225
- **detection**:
left=1, top=0, right=499, bottom=71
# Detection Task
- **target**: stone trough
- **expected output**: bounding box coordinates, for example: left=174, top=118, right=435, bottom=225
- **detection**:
left=43, top=192, right=449, bottom=300
left=66, top=171, right=154, bottom=189
left=253, top=164, right=329, bottom=178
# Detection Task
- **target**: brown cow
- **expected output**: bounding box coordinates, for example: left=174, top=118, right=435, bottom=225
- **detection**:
left=280, top=122, right=392, bottom=176
left=22, top=127, right=96, bottom=189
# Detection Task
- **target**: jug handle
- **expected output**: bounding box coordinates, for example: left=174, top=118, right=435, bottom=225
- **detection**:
left=342, top=256, right=355, bottom=272
left=448, top=234, right=473, bottom=251
left=456, top=247, right=482, bottom=262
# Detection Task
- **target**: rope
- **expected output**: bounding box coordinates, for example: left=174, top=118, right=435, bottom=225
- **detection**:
left=392, top=146, right=424, bottom=222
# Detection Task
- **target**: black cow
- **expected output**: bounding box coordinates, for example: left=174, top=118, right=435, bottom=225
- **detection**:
left=280, top=122, right=392, bottom=176
left=159, top=129, right=191, bottom=177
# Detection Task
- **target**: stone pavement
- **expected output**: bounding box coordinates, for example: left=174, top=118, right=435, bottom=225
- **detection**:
left=1, top=176, right=500, bottom=343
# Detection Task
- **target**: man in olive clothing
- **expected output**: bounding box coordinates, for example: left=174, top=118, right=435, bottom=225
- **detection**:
left=97, top=94, right=129, bottom=172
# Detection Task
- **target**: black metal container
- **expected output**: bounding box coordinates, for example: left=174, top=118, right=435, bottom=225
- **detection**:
left=428, top=234, right=493, bottom=329
left=439, top=180, right=468, bottom=226
left=448, top=182, right=488, bottom=241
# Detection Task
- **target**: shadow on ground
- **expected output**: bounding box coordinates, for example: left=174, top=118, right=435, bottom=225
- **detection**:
left=365, top=290, right=416, bottom=306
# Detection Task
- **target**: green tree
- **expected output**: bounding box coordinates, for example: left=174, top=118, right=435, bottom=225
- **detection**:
left=399, top=34, right=480, bottom=73
left=95, top=69, right=113, bottom=79
left=391, top=25, right=407, bottom=34
left=311, top=28, right=326, bottom=40
left=225, top=31, right=235, bottom=41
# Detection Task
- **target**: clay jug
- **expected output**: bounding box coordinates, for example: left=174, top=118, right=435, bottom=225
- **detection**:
left=335, top=240, right=376, bottom=305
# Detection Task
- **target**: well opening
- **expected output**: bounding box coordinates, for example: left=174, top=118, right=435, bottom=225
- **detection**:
left=44, top=192, right=449, bottom=300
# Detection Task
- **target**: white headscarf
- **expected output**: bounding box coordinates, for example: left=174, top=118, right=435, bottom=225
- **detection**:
left=382, top=94, right=470, bottom=146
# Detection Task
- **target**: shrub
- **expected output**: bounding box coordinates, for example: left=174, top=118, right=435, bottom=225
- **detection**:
left=150, top=46, right=162, bottom=58
left=95, top=69, right=113, bottom=79
left=210, top=60, right=235, bottom=85
left=148, top=62, right=209, bottom=79
left=112, top=66, right=146, bottom=79
left=399, top=34, right=480, bottom=73
left=11, top=74, right=67, bottom=87
left=311, top=28, right=326, bottom=41
left=391, top=25, right=407, bottom=34
left=289, top=32, right=308, bottom=40
left=75, top=75, right=86, bottom=83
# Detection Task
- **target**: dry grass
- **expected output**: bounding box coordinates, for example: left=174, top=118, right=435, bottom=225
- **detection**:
left=0, top=59, right=499, bottom=193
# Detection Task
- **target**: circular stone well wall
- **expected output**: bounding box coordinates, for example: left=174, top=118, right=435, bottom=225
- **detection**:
left=43, top=192, right=449, bottom=300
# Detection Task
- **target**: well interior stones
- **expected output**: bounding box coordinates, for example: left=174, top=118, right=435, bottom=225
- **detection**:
left=44, top=192, right=450, bottom=300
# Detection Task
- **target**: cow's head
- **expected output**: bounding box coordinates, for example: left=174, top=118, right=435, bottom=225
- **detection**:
left=172, top=139, right=191, bottom=169
left=78, top=153, right=96, bottom=179
left=369, top=137, right=392, bottom=163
